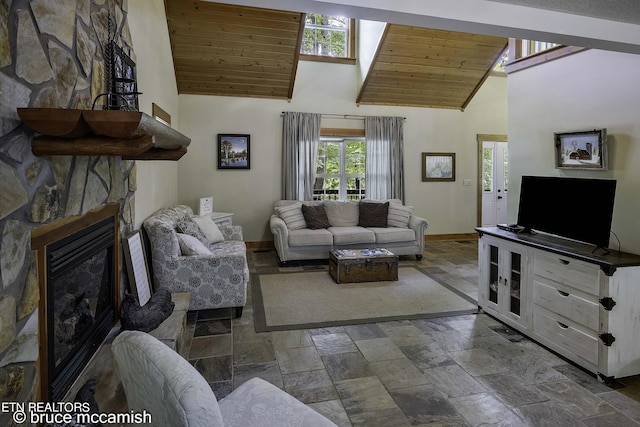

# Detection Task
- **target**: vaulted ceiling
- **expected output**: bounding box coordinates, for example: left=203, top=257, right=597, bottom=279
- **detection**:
left=164, top=0, right=507, bottom=110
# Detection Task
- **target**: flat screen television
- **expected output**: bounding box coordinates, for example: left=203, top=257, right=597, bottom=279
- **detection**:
left=516, top=176, right=617, bottom=249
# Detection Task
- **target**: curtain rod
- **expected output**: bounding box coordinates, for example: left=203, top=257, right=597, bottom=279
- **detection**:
left=281, top=112, right=406, bottom=120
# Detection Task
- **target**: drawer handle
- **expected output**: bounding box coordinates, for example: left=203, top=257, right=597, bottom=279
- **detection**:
left=557, top=321, right=569, bottom=329
left=557, top=290, right=570, bottom=297
left=558, top=259, right=570, bottom=265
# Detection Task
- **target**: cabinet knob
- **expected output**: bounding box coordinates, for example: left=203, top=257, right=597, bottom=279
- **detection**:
left=557, top=290, right=570, bottom=297
left=559, top=259, right=570, bottom=265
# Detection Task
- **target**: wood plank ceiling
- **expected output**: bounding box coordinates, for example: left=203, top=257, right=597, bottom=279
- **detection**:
left=357, top=25, right=508, bottom=110
left=164, top=0, right=304, bottom=99
left=164, top=1, right=507, bottom=109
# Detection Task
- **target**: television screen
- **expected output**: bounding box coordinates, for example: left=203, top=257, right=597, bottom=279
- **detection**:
left=516, top=176, right=617, bottom=248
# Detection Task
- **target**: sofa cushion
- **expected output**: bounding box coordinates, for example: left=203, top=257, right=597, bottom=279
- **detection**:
left=370, top=227, right=416, bottom=244
left=302, top=204, right=331, bottom=229
left=192, top=215, right=224, bottom=244
left=387, top=203, right=414, bottom=228
left=359, top=201, right=389, bottom=227
left=177, top=233, right=212, bottom=256
left=177, top=218, right=210, bottom=246
left=323, top=201, right=359, bottom=227
left=275, top=202, right=307, bottom=230
left=329, top=226, right=375, bottom=245
left=288, top=228, right=333, bottom=247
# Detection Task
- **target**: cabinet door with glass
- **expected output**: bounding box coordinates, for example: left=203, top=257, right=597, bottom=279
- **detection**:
left=479, top=236, right=530, bottom=329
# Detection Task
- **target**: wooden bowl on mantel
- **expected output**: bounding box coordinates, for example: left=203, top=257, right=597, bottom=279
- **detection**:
left=17, top=108, right=91, bottom=138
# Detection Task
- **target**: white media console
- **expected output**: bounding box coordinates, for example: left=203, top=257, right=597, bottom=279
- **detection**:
left=477, top=227, right=640, bottom=382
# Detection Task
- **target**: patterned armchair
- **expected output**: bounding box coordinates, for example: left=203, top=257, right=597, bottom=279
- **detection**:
left=143, top=205, right=248, bottom=315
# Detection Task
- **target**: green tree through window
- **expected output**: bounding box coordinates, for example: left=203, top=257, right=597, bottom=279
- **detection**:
left=302, top=15, right=349, bottom=57
left=314, top=138, right=365, bottom=200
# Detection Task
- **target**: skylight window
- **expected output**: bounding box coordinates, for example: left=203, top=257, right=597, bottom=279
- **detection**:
left=301, top=15, right=354, bottom=59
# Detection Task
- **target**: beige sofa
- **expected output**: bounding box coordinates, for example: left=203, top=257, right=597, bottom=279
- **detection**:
left=270, top=199, right=428, bottom=264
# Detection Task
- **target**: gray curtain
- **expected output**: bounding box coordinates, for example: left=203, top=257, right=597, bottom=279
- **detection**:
left=282, top=112, right=322, bottom=200
left=365, top=116, right=405, bottom=202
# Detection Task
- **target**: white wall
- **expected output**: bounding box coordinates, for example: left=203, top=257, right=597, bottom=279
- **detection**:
left=177, top=60, right=507, bottom=242
left=507, top=49, right=640, bottom=253
left=357, top=20, right=386, bottom=88
left=128, top=0, right=180, bottom=227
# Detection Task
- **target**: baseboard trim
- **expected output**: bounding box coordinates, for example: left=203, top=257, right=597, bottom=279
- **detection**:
left=425, top=233, right=478, bottom=241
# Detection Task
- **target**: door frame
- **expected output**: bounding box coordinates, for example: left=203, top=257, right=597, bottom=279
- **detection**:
left=477, top=134, right=508, bottom=227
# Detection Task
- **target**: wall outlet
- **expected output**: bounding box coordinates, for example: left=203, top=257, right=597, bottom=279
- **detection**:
left=463, top=179, right=472, bottom=186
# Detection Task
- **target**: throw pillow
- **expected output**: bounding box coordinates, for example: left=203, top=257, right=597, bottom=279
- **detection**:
left=359, top=201, right=389, bottom=227
left=275, top=202, right=307, bottom=230
left=192, top=216, right=224, bottom=244
left=176, top=218, right=210, bottom=246
left=301, top=204, right=331, bottom=229
left=323, top=200, right=359, bottom=227
left=176, top=233, right=212, bottom=256
left=387, top=203, right=414, bottom=228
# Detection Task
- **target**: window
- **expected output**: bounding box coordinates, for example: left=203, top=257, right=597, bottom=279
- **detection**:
left=301, top=15, right=355, bottom=61
left=314, top=137, right=365, bottom=200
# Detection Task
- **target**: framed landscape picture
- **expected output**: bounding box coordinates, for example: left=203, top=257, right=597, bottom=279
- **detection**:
left=422, top=152, right=456, bottom=182
left=554, top=129, right=607, bottom=170
left=217, top=134, right=250, bottom=169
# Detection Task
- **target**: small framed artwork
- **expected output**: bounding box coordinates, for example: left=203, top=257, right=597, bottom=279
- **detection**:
left=554, top=129, right=608, bottom=170
left=122, top=231, right=152, bottom=306
left=198, top=196, right=213, bottom=216
left=217, top=134, right=250, bottom=169
left=422, top=152, right=456, bottom=182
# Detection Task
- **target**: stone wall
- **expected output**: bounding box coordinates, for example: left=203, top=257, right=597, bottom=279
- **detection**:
left=0, top=0, right=136, bottom=416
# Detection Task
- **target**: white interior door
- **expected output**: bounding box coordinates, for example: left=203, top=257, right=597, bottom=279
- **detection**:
left=481, top=141, right=508, bottom=226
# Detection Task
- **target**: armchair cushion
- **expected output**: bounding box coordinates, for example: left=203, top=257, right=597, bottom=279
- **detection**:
left=192, top=216, right=224, bottom=244
left=112, top=331, right=337, bottom=427
left=177, top=233, right=212, bottom=256
left=177, top=218, right=210, bottom=246
left=112, top=330, right=225, bottom=427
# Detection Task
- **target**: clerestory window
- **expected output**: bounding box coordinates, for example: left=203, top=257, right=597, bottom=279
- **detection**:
left=301, top=15, right=356, bottom=63
left=313, top=137, right=365, bottom=201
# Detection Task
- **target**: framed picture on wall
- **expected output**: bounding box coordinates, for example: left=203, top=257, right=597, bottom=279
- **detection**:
left=422, top=152, right=456, bottom=181
left=217, top=134, right=250, bottom=169
left=554, top=129, right=608, bottom=170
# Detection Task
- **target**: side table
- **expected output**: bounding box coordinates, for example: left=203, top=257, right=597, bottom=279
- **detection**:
left=210, top=212, right=233, bottom=226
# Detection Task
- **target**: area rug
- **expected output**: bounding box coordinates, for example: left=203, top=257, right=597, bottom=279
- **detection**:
left=252, top=266, right=478, bottom=332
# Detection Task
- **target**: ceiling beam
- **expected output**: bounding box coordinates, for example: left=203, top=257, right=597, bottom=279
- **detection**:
left=207, top=0, right=640, bottom=55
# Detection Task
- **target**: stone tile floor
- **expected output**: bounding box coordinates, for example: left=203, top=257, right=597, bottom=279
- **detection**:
left=185, top=240, right=640, bottom=426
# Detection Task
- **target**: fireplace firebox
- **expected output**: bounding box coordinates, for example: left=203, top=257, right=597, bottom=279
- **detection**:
left=32, top=203, right=120, bottom=402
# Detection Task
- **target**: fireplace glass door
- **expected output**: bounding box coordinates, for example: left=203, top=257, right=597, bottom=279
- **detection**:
left=46, top=217, right=115, bottom=401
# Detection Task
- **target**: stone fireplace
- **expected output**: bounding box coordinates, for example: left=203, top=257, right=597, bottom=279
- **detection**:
left=31, top=203, right=120, bottom=402
left=0, top=0, right=136, bottom=417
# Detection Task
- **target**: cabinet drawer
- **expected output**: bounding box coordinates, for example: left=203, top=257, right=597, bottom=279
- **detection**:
left=533, top=281, right=599, bottom=330
left=534, top=253, right=600, bottom=295
left=533, top=309, right=599, bottom=366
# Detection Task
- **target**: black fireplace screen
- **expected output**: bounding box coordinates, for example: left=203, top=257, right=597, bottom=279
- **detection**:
left=47, top=217, right=116, bottom=401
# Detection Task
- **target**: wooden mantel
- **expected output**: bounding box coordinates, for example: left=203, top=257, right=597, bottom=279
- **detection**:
left=17, top=108, right=191, bottom=160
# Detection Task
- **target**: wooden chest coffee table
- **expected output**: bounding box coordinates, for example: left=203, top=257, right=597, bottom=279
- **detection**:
left=329, top=248, right=399, bottom=283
